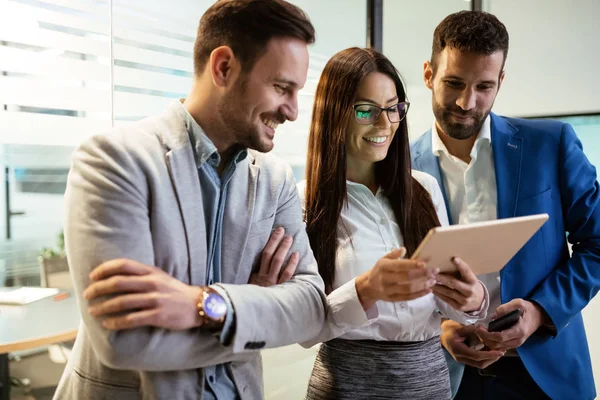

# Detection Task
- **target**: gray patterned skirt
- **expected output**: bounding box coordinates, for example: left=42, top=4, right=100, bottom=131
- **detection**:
left=306, top=336, right=452, bottom=400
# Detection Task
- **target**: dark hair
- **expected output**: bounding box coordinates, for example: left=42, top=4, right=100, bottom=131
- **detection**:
left=193, top=0, right=315, bottom=75
left=431, top=11, right=509, bottom=73
left=304, top=48, right=441, bottom=293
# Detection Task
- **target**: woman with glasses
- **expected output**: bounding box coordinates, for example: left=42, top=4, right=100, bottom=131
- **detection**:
left=298, top=48, right=489, bottom=399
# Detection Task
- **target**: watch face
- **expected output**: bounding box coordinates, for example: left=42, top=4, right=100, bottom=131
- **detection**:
left=203, top=292, right=227, bottom=319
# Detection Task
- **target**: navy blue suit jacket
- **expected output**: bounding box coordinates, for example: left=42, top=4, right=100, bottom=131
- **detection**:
left=411, top=113, right=600, bottom=400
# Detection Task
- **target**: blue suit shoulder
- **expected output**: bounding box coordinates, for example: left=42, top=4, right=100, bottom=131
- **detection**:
left=498, top=115, right=570, bottom=143
left=411, top=130, right=429, bottom=148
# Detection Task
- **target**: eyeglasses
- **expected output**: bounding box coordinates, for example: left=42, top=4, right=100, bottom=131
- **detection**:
left=352, top=101, right=410, bottom=125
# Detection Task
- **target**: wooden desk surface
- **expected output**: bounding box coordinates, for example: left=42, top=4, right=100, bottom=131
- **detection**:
left=0, top=291, right=80, bottom=353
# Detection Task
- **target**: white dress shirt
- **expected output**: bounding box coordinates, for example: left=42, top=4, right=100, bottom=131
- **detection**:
left=299, top=171, right=488, bottom=347
left=432, top=116, right=500, bottom=324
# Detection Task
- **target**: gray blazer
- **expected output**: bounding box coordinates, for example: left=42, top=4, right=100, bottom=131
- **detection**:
left=54, top=101, right=326, bottom=400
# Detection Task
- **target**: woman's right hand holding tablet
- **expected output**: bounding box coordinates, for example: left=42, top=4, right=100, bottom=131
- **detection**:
left=355, top=247, right=439, bottom=310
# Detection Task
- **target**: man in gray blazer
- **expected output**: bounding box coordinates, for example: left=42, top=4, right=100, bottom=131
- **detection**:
left=53, top=1, right=326, bottom=399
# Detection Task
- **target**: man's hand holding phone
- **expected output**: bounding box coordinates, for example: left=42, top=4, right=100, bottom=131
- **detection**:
left=475, top=298, right=546, bottom=352
left=488, top=308, right=522, bottom=332
left=441, top=320, right=505, bottom=369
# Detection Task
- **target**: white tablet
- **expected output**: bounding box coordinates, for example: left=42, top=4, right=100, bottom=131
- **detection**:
left=410, top=214, right=549, bottom=275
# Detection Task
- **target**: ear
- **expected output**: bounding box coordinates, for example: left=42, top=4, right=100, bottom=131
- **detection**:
left=498, top=70, right=506, bottom=91
left=423, top=60, right=434, bottom=90
left=209, top=46, right=240, bottom=88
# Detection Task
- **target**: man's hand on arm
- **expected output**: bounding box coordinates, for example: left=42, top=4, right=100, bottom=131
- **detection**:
left=249, top=227, right=299, bottom=286
left=441, top=320, right=505, bottom=369
left=85, top=226, right=301, bottom=331
left=85, top=259, right=203, bottom=331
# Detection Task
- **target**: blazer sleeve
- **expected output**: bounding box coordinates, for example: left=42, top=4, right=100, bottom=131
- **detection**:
left=299, top=278, right=379, bottom=348
left=218, top=164, right=327, bottom=354
left=529, top=123, right=600, bottom=334
left=65, top=133, right=326, bottom=371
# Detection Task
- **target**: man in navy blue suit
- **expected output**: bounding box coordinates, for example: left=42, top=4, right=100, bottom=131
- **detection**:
left=411, top=11, right=600, bottom=400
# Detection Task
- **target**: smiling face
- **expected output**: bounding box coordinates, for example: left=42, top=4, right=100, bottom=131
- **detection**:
left=219, top=36, right=309, bottom=152
left=425, top=47, right=504, bottom=140
left=346, top=72, right=401, bottom=175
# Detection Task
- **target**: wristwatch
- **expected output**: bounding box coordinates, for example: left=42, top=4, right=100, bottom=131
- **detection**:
left=197, top=286, right=228, bottom=330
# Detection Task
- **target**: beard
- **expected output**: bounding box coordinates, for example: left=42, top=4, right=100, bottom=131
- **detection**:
left=432, top=96, right=490, bottom=140
left=217, top=77, right=284, bottom=153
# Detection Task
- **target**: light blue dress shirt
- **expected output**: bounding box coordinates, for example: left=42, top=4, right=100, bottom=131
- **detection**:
left=181, top=102, right=246, bottom=400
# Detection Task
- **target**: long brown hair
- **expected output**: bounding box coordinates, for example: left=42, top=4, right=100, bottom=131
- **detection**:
left=304, top=47, right=440, bottom=293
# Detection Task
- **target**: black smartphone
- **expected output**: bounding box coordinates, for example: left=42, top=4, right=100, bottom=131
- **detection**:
left=488, top=308, right=522, bottom=332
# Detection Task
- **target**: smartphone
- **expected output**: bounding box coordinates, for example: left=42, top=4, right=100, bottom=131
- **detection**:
left=488, top=308, right=522, bottom=332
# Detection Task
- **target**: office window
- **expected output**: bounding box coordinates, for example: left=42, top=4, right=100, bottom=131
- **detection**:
left=0, top=0, right=368, bottom=285
left=0, top=0, right=211, bottom=286
left=0, top=0, right=112, bottom=286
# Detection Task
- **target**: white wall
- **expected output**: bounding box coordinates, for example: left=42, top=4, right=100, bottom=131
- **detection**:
left=489, top=0, right=600, bottom=118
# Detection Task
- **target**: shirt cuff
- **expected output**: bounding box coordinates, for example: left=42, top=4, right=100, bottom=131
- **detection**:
left=464, top=280, right=489, bottom=320
left=328, top=278, right=378, bottom=328
left=211, top=285, right=235, bottom=345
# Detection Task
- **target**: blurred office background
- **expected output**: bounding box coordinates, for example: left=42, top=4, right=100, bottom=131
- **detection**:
left=0, top=0, right=598, bottom=398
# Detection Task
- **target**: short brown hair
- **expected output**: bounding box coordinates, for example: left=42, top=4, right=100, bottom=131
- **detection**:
left=193, top=0, right=315, bottom=75
left=431, top=11, right=509, bottom=73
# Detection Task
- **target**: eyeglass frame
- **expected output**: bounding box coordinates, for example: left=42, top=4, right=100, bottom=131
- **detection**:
left=352, top=101, right=410, bottom=125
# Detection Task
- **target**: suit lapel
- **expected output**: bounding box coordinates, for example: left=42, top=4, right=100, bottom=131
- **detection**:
left=491, top=113, right=523, bottom=219
left=162, top=102, right=207, bottom=287
left=221, top=155, right=258, bottom=282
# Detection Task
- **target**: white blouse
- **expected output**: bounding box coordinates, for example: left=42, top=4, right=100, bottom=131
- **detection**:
left=299, top=170, right=488, bottom=347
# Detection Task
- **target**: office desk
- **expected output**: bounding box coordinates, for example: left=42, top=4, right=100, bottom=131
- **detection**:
left=0, top=292, right=79, bottom=353
left=0, top=292, right=79, bottom=399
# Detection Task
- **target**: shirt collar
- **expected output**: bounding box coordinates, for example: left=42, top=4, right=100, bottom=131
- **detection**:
left=431, top=115, right=492, bottom=161
left=177, top=100, right=248, bottom=169
left=346, top=180, right=384, bottom=197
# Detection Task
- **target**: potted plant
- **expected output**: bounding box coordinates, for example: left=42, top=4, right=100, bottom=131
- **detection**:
left=38, top=230, right=70, bottom=288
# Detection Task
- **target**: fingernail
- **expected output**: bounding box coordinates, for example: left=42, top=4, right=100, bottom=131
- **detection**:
left=454, top=257, right=462, bottom=264
left=433, top=268, right=440, bottom=274
left=284, top=235, right=293, bottom=242
left=291, top=252, right=299, bottom=259
left=276, top=227, right=284, bottom=234
left=417, top=262, right=426, bottom=268
left=428, top=279, right=436, bottom=286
